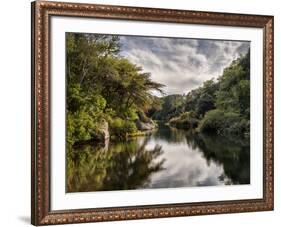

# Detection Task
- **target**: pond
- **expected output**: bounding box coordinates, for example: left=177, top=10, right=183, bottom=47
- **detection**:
left=67, top=123, right=250, bottom=192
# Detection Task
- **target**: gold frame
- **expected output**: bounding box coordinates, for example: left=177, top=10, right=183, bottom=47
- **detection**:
left=31, top=1, right=274, bottom=225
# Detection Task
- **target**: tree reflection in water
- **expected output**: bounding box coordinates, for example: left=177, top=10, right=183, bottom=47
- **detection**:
left=154, top=123, right=250, bottom=185
left=67, top=123, right=250, bottom=192
left=67, top=138, right=165, bottom=192
left=190, top=133, right=250, bottom=184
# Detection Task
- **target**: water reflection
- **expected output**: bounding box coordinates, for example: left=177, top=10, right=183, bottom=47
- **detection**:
left=67, top=123, right=250, bottom=192
left=192, top=133, right=250, bottom=184
left=67, top=138, right=165, bottom=192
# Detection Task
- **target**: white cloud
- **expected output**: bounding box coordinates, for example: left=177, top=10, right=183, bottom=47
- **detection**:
left=120, top=36, right=249, bottom=95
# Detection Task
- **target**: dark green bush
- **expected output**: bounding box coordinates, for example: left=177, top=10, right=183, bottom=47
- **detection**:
left=197, top=109, right=249, bottom=138
left=66, top=90, right=107, bottom=145
left=169, top=111, right=199, bottom=130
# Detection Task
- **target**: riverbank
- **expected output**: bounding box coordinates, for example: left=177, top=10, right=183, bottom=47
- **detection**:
left=67, top=121, right=250, bottom=192
left=126, top=128, right=157, bottom=138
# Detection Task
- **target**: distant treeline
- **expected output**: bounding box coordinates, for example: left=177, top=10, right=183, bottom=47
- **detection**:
left=150, top=50, right=250, bottom=139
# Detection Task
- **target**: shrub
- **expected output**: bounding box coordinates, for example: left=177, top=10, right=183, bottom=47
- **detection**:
left=66, top=90, right=107, bottom=145
left=169, top=111, right=199, bottom=130
left=197, top=109, right=249, bottom=138
left=109, top=117, right=137, bottom=138
left=67, top=110, right=101, bottom=145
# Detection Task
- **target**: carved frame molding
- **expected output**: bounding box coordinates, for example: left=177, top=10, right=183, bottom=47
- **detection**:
left=31, top=1, right=274, bottom=225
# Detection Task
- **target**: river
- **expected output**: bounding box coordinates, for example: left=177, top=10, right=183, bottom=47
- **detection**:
left=67, top=123, right=250, bottom=192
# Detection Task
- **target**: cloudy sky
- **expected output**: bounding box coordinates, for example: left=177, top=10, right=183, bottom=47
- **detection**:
left=119, top=36, right=250, bottom=95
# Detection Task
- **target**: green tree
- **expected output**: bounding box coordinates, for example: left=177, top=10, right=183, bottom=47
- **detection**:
left=152, top=95, right=186, bottom=121
left=215, top=50, right=250, bottom=116
left=66, top=33, right=165, bottom=144
left=198, top=49, right=250, bottom=138
left=185, top=79, right=218, bottom=117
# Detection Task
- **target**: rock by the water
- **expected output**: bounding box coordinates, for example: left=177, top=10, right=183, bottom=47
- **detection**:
left=136, top=119, right=156, bottom=131
left=99, top=119, right=110, bottom=139
left=94, top=119, right=110, bottom=142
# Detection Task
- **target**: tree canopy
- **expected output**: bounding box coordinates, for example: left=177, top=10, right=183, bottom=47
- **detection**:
left=66, top=33, right=165, bottom=145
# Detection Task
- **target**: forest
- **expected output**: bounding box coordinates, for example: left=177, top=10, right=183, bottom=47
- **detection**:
left=152, top=49, right=250, bottom=139
left=66, top=33, right=250, bottom=148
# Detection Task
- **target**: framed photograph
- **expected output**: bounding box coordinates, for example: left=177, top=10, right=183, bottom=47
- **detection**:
left=31, top=0, right=274, bottom=225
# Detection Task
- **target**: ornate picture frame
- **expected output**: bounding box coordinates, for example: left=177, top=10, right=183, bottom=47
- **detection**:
left=31, top=1, right=274, bottom=225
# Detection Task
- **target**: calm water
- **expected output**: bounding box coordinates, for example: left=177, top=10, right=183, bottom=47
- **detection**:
left=67, top=123, right=250, bottom=192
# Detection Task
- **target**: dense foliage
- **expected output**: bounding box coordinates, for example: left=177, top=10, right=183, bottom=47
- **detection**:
left=150, top=95, right=186, bottom=121
left=169, top=111, right=199, bottom=130
left=66, top=33, right=164, bottom=145
left=152, top=50, right=250, bottom=138
left=197, top=50, right=250, bottom=138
